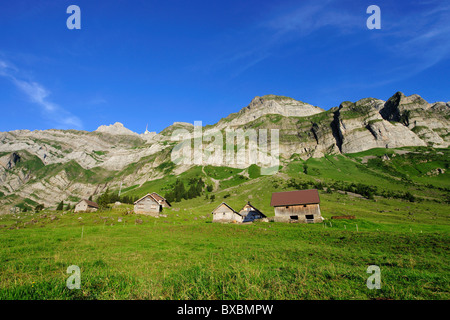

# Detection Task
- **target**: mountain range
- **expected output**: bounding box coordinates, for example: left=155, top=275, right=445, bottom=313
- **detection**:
left=0, top=91, right=449, bottom=211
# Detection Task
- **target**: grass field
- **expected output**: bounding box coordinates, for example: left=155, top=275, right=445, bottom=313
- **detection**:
left=0, top=147, right=449, bottom=300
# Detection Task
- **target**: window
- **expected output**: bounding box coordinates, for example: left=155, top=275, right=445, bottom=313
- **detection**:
left=285, top=206, right=289, bottom=209
left=290, top=215, right=298, bottom=220
left=303, top=205, right=307, bottom=207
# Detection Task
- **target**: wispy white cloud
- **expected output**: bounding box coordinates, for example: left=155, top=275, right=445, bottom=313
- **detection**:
left=11, top=78, right=56, bottom=112
left=199, top=0, right=449, bottom=86
left=357, top=3, right=450, bottom=87
left=199, top=0, right=359, bottom=78
left=263, top=0, right=358, bottom=37
left=87, top=96, right=108, bottom=106
left=390, top=5, right=450, bottom=68
left=0, top=59, right=82, bottom=129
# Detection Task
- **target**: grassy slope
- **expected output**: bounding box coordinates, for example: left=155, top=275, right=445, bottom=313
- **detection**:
left=0, top=147, right=449, bottom=299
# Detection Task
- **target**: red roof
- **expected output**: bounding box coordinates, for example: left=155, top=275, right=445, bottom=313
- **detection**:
left=270, top=189, right=320, bottom=207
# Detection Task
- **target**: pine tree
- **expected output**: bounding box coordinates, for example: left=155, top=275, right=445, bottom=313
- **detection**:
left=187, top=185, right=197, bottom=199
left=97, top=188, right=111, bottom=208
left=174, top=179, right=186, bottom=202
left=165, top=191, right=175, bottom=203
left=56, top=201, right=64, bottom=211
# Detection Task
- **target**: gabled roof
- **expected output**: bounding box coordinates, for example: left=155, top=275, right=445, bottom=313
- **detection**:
left=134, top=193, right=160, bottom=205
left=78, top=199, right=99, bottom=208
left=211, top=202, right=241, bottom=216
left=270, top=189, right=320, bottom=207
left=239, top=202, right=266, bottom=218
left=150, top=192, right=165, bottom=202
left=150, top=192, right=171, bottom=206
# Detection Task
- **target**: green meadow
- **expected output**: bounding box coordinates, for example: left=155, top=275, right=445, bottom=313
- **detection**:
left=0, top=147, right=449, bottom=300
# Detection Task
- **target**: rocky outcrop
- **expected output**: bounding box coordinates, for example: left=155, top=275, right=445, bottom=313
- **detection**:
left=0, top=152, right=20, bottom=170
left=380, top=92, right=429, bottom=122
left=335, top=97, right=428, bottom=153
left=378, top=92, right=449, bottom=147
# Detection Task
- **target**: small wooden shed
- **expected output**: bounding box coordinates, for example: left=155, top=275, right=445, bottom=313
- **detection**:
left=239, top=202, right=267, bottom=223
left=211, top=202, right=242, bottom=223
left=74, top=199, right=99, bottom=213
left=134, top=194, right=162, bottom=216
left=270, top=189, right=323, bottom=223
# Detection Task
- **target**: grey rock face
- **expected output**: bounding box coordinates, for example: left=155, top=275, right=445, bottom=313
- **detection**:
left=216, top=95, right=324, bottom=129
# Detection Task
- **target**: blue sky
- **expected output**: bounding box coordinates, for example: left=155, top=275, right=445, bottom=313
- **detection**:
left=0, top=0, right=449, bottom=133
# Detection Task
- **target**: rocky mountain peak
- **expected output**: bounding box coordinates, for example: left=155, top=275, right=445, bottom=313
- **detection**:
left=172, top=122, right=194, bottom=127
left=380, top=92, right=430, bottom=122
left=95, top=122, right=138, bottom=136
left=218, top=94, right=324, bottom=128
left=248, top=95, right=296, bottom=107
left=339, top=101, right=353, bottom=109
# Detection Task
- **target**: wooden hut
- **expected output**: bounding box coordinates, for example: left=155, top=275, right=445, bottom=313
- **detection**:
left=211, top=202, right=242, bottom=223
left=270, top=189, right=323, bottom=223
left=74, top=199, right=99, bottom=213
left=238, top=202, right=266, bottom=223
left=134, top=194, right=162, bottom=216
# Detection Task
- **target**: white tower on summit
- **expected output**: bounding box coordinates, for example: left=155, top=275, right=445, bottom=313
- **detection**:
left=144, top=123, right=150, bottom=135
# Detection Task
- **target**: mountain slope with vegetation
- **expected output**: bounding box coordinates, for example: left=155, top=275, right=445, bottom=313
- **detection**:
left=0, top=91, right=449, bottom=211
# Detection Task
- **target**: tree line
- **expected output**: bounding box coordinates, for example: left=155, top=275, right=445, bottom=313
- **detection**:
left=286, top=178, right=416, bottom=202
left=95, top=188, right=138, bottom=208
left=164, top=178, right=212, bottom=203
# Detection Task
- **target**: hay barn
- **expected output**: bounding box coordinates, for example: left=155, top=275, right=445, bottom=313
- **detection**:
left=270, top=189, right=323, bottom=223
